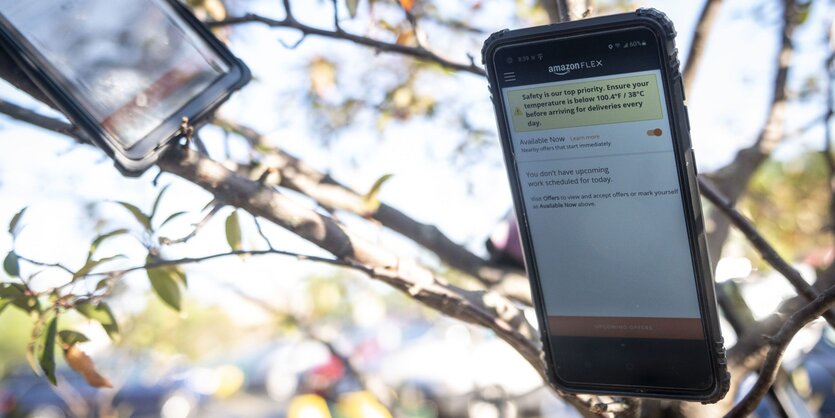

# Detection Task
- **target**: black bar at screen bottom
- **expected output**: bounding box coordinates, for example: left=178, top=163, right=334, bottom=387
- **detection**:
left=548, top=316, right=705, bottom=340
left=551, top=336, right=714, bottom=390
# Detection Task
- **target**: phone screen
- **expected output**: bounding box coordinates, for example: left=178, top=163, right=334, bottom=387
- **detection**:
left=0, top=0, right=229, bottom=149
left=493, top=27, right=713, bottom=390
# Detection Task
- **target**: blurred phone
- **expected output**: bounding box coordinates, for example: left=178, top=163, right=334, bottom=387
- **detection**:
left=0, top=0, right=250, bottom=175
left=483, top=9, right=729, bottom=401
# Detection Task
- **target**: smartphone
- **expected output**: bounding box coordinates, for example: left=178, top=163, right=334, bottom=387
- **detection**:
left=0, top=0, right=250, bottom=176
left=483, top=9, right=729, bottom=401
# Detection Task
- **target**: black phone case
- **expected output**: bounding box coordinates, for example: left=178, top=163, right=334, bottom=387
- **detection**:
left=0, top=0, right=250, bottom=177
left=482, top=8, right=730, bottom=403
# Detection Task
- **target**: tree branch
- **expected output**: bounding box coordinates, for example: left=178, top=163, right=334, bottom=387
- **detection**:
left=0, top=48, right=55, bottom=108
left=705, top=0, right=799, bottom=266
left=823, top=34, right=835, bottom=234
left=213, top=118, right=532, bottom=303
left=0, top=99, right=86, bottom=141
left=208, top=14, right=486, bottom=76
left=724, top=284, right=835, bottom=418
left=539, top=0, right=590, bottom=23
left=699, top=176, right=835, bottom=328
left=682, top=0, right=723, bottom=94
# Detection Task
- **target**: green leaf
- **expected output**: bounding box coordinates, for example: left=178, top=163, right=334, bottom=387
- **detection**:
left=8, top=207, right=27, bottom=236
left=796, top=3, right=811, bottom=25
left=115, top=201, right=151, bottom=231
left=159, top=211, right=188, bottom=228
left=171, top=265, right=188, bottom=288
left=75, top=301, right=119, bottom=340
left=88, top=229, right=129, bottom=261
left=150, top=185, right=171, bottom=220
left=58, top=330, right=90, bottom=346
left=3, top=251, right=20, bottom=277
left=0, top=283, right=39, bottom=313
left=40, top=316, right=58, bottom=385
left=72, top=255, right=124, bottom=280
left=363, top=173, right=394, bottom=212
left=225, top=211, right=242, bottom=252
left=147, top=262, right=183, bottom=311
left=346, top=0, right=359, bottom=17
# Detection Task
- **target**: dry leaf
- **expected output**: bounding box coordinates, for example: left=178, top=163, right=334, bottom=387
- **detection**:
left=395, top=31, right=416, bottom=46
left=64, top=345, right=113, bottom=388
left=203, top=0, right=227, bottom=20
left=399, top=0, right=414, bottom=12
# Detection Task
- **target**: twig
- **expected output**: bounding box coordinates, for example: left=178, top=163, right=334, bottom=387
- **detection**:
left=0, top=99, right=86, bottom=141
left=699, top=175, right=835, bottom=328
left=26, top=248, right=366, bottom=281
left=16, top=255, right=77, bottom=276
left=158, top=203, right=223, bottom=245
left=253, top=217, right=275, bottom=250
left=329, top=0, right=343, bottom=33
left=822, top=34, right=835, bottom=233
left=724, top=284, right=835, bottom=418
left=682, top=0, right=724, bottom=94
left=208, top=13, right=486, bottom=76
left=281, top=0, right=294, bottom=21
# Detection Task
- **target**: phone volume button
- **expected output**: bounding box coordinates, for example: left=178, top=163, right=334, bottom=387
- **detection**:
left=684, top=105, right=691, bottom=132
left=691, top=150, right=699, bottom=175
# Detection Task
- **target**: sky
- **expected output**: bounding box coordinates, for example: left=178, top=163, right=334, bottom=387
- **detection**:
left=0, top=0, right=832, bottom=354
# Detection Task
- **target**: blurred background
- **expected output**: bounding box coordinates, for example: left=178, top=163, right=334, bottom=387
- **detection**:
left=2, top=0, right=835, bottom=417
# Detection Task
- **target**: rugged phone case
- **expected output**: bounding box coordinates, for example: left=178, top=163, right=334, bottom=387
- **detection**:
left=0, top=0, right=250, bottom=176
left=482, top=8, right=730, bottom=403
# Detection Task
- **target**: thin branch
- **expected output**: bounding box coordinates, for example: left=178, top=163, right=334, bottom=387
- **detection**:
left=16, top=255, right=76, bottom=276
left=699, top=175, right=835, bottom=328
left=208, top=14, right=486, bottom=76
left=682, top=0, right=724, bottom=94
left=329, top=0, right=343, bottom=33
left=823, top=34, right=835, bottom=233
left=0, top=99, right=86, bottom=141
left=0, top=48, right=55, bottom=108
left=253, top=217, right=275, bottom=250
left=724, top=284, right=835, bottom=418
left=158, top=202, right=223, bottom=245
